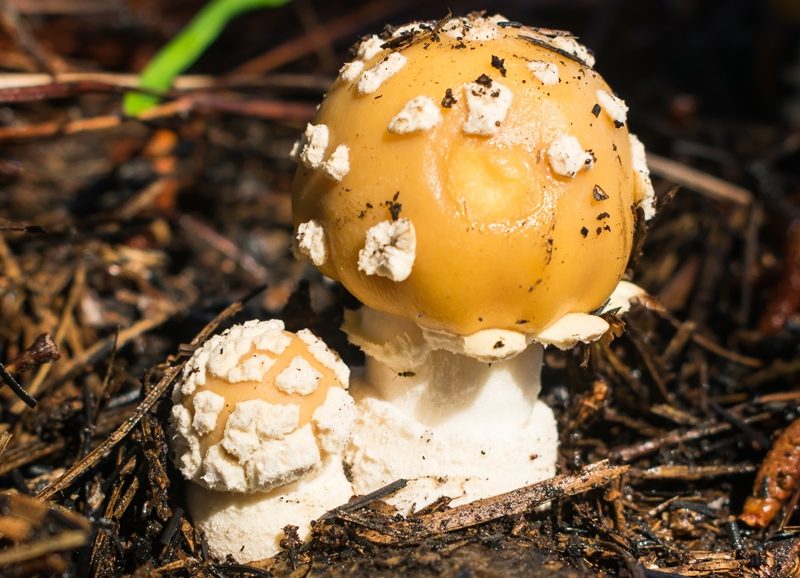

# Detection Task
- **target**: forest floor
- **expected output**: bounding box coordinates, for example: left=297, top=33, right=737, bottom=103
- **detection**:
left=0, top=0, right=799, bottom=576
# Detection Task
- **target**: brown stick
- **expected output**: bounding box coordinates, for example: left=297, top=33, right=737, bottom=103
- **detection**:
left=630, top=463, right=756, bottom=481
left=0, top=72, right=331, bottom=98
left=612, top=413, right=772, bottom=463
left=413, top=460, right=628, bottom=537
left=0, top=95, right=315, bottom=143
left=647, top=153, right=753, bottom=206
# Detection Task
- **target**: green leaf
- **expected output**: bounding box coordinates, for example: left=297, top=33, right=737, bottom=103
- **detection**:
left=123, top=0, right=292, bottom=117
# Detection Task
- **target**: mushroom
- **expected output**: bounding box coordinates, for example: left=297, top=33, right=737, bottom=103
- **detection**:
left=169, top=319, right=355, bottom=561
left=290, top=14, right=656, bottom=510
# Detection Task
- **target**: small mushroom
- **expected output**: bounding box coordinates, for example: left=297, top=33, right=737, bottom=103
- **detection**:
left=169, top=319, right=355, bottom=561
left=290, top=14, right=656, bottom=510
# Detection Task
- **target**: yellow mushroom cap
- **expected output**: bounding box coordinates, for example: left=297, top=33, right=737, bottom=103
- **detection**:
left=169, top=319, right=354, bottom=493
left=291, top=14, right=655, bottom=336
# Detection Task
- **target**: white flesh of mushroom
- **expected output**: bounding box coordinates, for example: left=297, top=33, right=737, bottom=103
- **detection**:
left=342, top=281, right=645, bottom=512
left=188, top=458, right=351, bottom=562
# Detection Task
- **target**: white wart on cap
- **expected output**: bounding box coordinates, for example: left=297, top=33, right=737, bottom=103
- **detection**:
left=169, top=319, right=355, bottom=493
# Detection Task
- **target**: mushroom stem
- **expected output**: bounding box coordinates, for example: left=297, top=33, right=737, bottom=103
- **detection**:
left=344, top=306, right=557, bottom=512
left=362, top=343, right=543, bottom=434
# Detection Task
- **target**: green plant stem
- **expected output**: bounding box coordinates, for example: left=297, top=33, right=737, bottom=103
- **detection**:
left=123, top=0, right=291, bottom=116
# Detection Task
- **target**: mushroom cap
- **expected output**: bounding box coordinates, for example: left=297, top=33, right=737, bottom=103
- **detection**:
left=292, top=14, right=655, bottom=336
left=169, top=320, right=355, bottom=493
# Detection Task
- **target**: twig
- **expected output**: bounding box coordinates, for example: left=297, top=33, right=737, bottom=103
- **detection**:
left=412, top=460, right=628, bottom=537
left=320, top=478, right=408, bottom=521
left=738, top=203, right=762, bottom=325
left=0, top=362, right=37, bottom=407
left=0, top=530, right=88, bottom=565
left=740, top=358, right=800, bottom=390
left=612, top=413, right=771, bottom=463
left=0, top=233, right=22, bottom=280
left=159, top=507, right=185, bottom=546
left=114, top=177, right=177, bottom=221
left=0, top=431, right=12, bottom=462
left=293, top=0, right=337, bottom=70
left=648, top=561, right=742, bottom=577
left=756, top=391, right=800, bottom=404
left=597, top=540, right=646, bottom=578
left=92, top=328, right=119, bottom=424
left=0, top=439, right=66, bottom=477
left=10, top=0, right=122, bottom=15
left=0, top=71, right=330, bottom=97
left=659, top=313, right=762, bottom=368
left=660, top=320, right=697, bottom=364
left=36, top=289, right=260, bottom=501
left=625, top=324, right=671, bottom=401
left=11, top=262, right=85, bottom=411
left=778, top=482, right=800, bottom=532
left=0, top=110, right=124, bottom=142
left=179, top=213, right=269, bottom=284
left=647, top=153, right=753, bottom=207
left=629, top=463, right=756, bottom=481
left=710, top=400, right=770, bottom=451
left=0, top=95, right=315, bottom=143
left=600, top=343, right=650, bottom=399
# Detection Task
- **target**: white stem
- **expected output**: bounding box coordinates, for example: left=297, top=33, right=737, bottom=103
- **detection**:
left=343, top=307, right=558, bottom=511
left=363, top=343, right=543, bottom=435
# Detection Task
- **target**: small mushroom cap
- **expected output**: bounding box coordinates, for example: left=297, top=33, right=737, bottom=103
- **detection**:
left=169, top=320, right=355, bottom=493
left=292, top=15, right=655, bottom=336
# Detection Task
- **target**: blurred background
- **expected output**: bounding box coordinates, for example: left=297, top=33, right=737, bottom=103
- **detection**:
left=1, top=2, right=800, bottom=575
left=4, top=0, right=800, bottom=119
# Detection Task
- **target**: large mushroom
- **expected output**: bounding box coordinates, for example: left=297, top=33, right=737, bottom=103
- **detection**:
left=291, top=14, right=655, bottom=510
left=169, top=319, right=355, bottom=561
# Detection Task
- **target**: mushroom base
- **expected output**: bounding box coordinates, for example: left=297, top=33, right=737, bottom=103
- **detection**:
left=186, top=458, right=352, bottom=562
left=344, top=342, right=557, bottom=514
